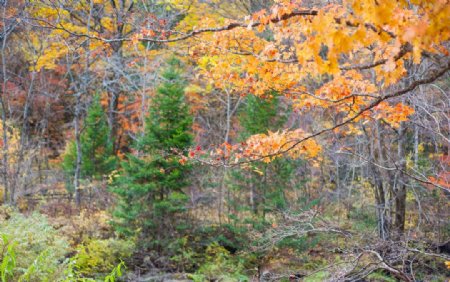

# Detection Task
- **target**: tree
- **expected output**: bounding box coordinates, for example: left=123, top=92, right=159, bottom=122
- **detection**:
left=178, top=0, right=449, bottom=239
left=229, top=93, right=304, bottom=220
left=62, top=95, right=116, bottom=192
left=28, top=0, right=191, bottom=153
left=111, top=58, right=193, bottom=250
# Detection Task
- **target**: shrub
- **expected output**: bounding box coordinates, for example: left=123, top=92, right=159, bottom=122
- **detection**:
left=74, top=238, right=135, bottom=277
left=190, top=243, right=249, bottom=281
left=63, top=259, right=125, bottom=282
left=54, top=210, right=113, bottom=246
left=0, top=212, right=70, bottom=281
left=168, top=237, right=199, bottom=272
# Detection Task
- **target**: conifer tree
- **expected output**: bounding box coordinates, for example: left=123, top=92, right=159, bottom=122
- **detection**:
left=230, top=93, right=302, bottom=220
left=111, top=58, right=193, bottom=249
left=63, top=95, right=116, bottom=190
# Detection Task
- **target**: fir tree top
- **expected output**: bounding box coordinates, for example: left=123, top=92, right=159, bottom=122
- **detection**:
left=138, top=58, right=193, bottom=152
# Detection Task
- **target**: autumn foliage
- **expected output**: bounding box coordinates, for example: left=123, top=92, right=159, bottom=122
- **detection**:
left=0, top=0, right=449, bottom=280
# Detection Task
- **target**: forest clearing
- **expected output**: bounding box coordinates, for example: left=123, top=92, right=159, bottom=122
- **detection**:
left=0, top=0, right=449, bottom=281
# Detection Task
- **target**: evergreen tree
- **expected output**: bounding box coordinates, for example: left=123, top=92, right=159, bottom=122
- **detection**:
left=62, top=95, right=116, bottom=190
left=111, top=58, right=193, bottom=249
left=229, top=93, right=303, bottom=220
left=239, top=93, right=283, bottom=139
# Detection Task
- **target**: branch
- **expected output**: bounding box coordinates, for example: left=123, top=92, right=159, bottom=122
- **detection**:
left=28, top=6, right=410, bottom=71
left=230, top=42, right=412, bottom=71
left=27, top=9, right=317, bottom=44
left=252, top=209, right=352, bottom=251
left=218, top=59, right=450, bottom=167
left=276, top=60, right=450, bottom=152
left=335, top=149, right=450, bottom=193
left=340, top=43, right=412, bottom=71
left=29, top=7, right=393, bottom=46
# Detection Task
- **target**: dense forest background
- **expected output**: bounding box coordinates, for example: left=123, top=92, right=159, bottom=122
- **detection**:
left=0, top=0, right=449, bottom=281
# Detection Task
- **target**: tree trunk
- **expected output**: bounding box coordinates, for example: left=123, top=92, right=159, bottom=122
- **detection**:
left=368, top=121, right=391, bottom=240
left=394, top=122, right=407, bottom=237
left=106, top=1, right=126, bottom=153
left=250, top=180, right=256, bottom=214
left=375, top=180, right=390, bottom=240
left=74, top=91, right=82, bottom=207
left=0, top=4, right=10, bottom=204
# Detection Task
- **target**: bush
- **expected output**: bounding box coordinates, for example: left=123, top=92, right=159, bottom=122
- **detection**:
left=190, top=243, right=249, bottom=281
left=74, top=238, right=135, bottom=277
left=54, top=210, right=113, bottom=246
left=0, top=212, right=70, bottom=281
left=168, top=237, right=199, bottom=272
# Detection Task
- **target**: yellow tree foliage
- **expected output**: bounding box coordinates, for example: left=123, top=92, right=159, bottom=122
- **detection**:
left=28, top=0, right=163, bottom=71
left=173, top=0, right=449, bottom=162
